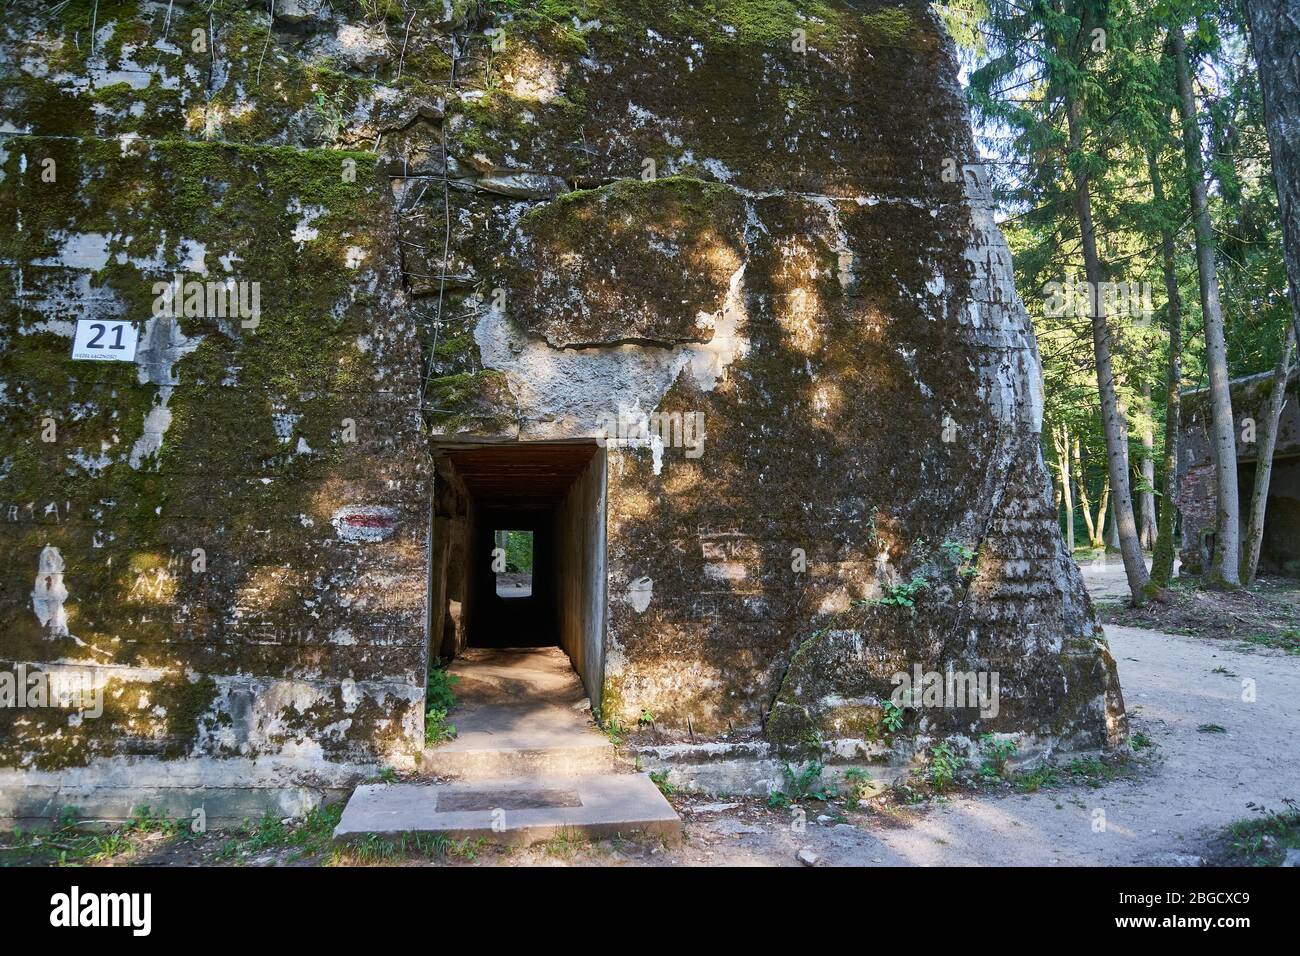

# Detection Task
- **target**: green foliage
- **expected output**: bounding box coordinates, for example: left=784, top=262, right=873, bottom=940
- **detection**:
left=941, top=540, right=979, bottom=581
left=425, top=709, right=456, bottom=745
left=875, top=576, right=929, bottom=609
left=977, top=733, right=1019, bottom=780
left=1237, top=630, right=1300, bottom=655
left=842, top=767, right=883, bottom=807
left=1014, top=765, right=1060, bottom=793
left=940, top=540, right=975, bottom=564
left=1216, top=800, right=1300, bottom=866
left=426, top=667, right=459, bottom=712
left=1065, top=755, right=1125, bottom=787
left=928, top=742, right=961, bottom=790
left=767, top=762, right=837, bottom=807
left=504, top=530, right=534, bottom=572
left=955, top=0, right=1293, bottom=564
left=331, top=832, right=483, bottom=865
left=425, top=667, right=459, bottom=746
left=649, top=770, right=676, bottom=796
left=601, top=717, right=626, bottom=745
left=880, top=699, right=905, bottom=733
left=126, top=805, right=182, bottom=836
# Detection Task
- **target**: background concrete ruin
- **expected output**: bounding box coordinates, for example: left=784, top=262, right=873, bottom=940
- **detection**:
left=1178, top=369, right=1300, bottom=575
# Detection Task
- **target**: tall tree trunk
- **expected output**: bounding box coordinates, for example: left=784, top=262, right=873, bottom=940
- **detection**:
left=1075, top=436, right=1098, bottom=547
left=1095, top=473, right=1111, bottom=550
left=1106, top=499, right=1120, bottom=550
left=1054, top=424, right=1076, bottom=553
left=1245, top=0, right=1300, bottom=350
left=1067, top=98, right=1151, bottom=602
left=1148, top=146, right=1184, bottom=587
left=1172, top=28, right=1241, bottom=587
left=1138, top=380, right=1157, bottom=549
left=1241, top=321, right=1297, bottom=584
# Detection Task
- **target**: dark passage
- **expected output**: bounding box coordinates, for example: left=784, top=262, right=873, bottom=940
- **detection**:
left=1238, top=455, right=1300, bottom=576
left=428, top=441, right=608, bottom=700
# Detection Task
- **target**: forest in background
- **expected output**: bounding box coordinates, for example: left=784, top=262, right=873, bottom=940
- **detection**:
left=936, top=0, right=1300, bottom=603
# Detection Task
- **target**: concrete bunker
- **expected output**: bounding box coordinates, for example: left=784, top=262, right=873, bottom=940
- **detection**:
left=429, top=441, right=608, bottom=707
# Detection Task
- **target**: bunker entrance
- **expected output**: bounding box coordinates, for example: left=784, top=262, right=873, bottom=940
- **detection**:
left=1238, top=455, right=1300, bottom=577
left=428, top=441, right=608, bottom=703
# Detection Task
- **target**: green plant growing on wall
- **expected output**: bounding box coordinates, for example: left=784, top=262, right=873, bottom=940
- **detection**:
left=312, top=90, right=345, bottom=141
left=929, top=742, right=961, bottom=791
left=425, top=668, right=459, bottom=746
left=940, top=539, right=979, bottom=581
left=425, top=709, right=456, bottom=745
left=876, top=576, right=929, bottom=609
left=649, top=770, right=676, bottom=796
left=843, top=767, right=882, bottom=808
left=767, top=762, right=837, bottom=807
left=880, top=699, right=905, bottom=732
left=601, top=717, right=626, bottom=745
left=977, top=733, right=1018, bottom=780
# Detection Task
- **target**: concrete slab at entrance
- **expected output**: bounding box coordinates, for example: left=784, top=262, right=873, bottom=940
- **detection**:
left=423, top=647, right=615, bottom=778
left=335, top=646, right=681, bottom=845
left=333, top=774, right=682, bottom=846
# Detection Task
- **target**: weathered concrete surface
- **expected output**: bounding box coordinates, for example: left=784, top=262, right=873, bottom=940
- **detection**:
left=0, top=755, right=364, bottom=828
left=334, top=773, right=681, bottom=847
left=424, top=648, right=614, bottom=778
left=1, top=0, right=1124, bottom=816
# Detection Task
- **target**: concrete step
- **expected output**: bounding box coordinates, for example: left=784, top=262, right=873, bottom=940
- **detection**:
left=333, top=773, right=682, bottom=847
left=422, top=702, right=616, bottom=778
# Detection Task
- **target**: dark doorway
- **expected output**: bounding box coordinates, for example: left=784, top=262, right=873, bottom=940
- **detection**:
left=1238, top=455, right=1300, bottom=576
left=428, top=441, right=608, bottom=702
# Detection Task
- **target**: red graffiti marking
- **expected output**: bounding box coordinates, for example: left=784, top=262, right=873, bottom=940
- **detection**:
left=342, top=513, right=393, bottom=528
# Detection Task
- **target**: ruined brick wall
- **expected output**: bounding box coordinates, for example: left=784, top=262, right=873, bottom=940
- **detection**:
left=2, top=0, right=1126, bottom=815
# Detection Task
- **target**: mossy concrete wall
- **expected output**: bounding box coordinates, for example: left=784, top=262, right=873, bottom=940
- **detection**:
left=1, top=0, right=432, bottom=822
left=2, top=0, right=1124, bottom=815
